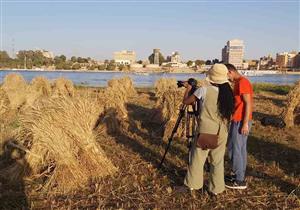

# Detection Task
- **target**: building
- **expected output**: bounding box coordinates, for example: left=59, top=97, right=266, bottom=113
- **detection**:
left=222, top=39, right=244, bottom=69
left=246, top=60, right=259, bottom=69
left=276, top=52, right=297, bottom=69
left=171, top=51, right=181, bottom=63
left=113, top=50, right=136, bottom=65
left=259, top=54, right=275, bottom=69
left=36, top=50, right=54, bottom=59
left=153, top=49, right=160, bottom=65
left=293, top=53, right=300, bottom=69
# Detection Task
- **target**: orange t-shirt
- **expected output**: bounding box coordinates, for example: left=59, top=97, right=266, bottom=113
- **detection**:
left=232, top=77, right=253, bottom=122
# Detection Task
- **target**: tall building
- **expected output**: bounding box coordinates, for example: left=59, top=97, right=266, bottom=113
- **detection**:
left=222, top=39, right=244, bottom=69
left=276, top=52, right=297, bottom=69
left=113, top=50, right=136, bottom=65
left=293, top=53, right=300, bottom=69
left=153, top=49, right=160, bottom=65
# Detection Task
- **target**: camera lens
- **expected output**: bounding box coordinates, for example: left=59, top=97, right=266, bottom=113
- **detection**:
left=177, top=81, right=184, bottom=88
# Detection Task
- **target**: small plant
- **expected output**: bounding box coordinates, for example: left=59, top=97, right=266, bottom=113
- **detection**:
left=253, top=83, right=293, bottom=95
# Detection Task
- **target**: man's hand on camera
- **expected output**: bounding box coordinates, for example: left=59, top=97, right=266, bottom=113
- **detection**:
left=183, top=82, right=192, bottom=91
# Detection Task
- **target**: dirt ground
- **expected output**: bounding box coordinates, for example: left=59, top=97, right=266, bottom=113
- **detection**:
left=0, top=86, right=299, bottom=209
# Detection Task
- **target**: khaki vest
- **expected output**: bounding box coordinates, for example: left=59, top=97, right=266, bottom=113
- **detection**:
left=198, top=86, right=225, bottom=134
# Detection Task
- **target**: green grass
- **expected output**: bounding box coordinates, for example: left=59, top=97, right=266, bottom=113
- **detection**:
left=253, top=83, right=293, bottom=95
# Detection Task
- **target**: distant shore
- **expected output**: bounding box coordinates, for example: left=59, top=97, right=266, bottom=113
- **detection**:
left=1, top=68, right=300, bottom=75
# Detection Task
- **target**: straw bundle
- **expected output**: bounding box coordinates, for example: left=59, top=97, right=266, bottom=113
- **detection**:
left=107, top=76, right=137, bottom=97
left=12, top=95, right=116, bottom=193
left=154, top=78, right=178, bottom=98
left=156, top=87, right=185, bottom=140
left=96, top=91, right=127, bottom=135
left=52, top=77, right=75, bottom=97
left=282, top=81, right=300, bottom=127
left=0, top=88, right=10, bottom=116
left=1, top=73, right=28, bottom=110
left=26, top=76, right=52, bottom=106
left=95, top=77, right=137, bottom=134
left=31, top=76, right=51, bottom=96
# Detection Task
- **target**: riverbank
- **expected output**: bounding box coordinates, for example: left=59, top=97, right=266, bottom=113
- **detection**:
left=1, top=69, right=300, bottom=87
left=2, top=68, right=300, bottom=74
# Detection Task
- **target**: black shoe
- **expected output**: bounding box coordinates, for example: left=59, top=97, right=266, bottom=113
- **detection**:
left=225, top=180, right=247, bottom=190
left=225, top=174, right=236, bottom=182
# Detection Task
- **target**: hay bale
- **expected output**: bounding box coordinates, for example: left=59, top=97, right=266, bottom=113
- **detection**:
left=156, top=88, right=185, bottom=140
left=96, top=89, right=128, bottom=134
left=1, top=73, right=28, bottom=110
left=107, top=76, right=136, bottom=97
left=31, top=76, right=51, bottom=96
left=26, top=76, right=52, bottom=106
left=13, top=95, right=116, bottom=193
left=53, top=77, right=75, bottom=97
left=0, top=88, right=10, bottom=116
left=282, top=81, right=300, bottom=127
left=154, top=78, right=177, bottom=98
left=95, top=77, right=136, bottom=134
left=118, top=76, right=137, bottom=96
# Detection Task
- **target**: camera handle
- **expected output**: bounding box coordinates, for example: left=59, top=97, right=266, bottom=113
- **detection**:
left=158, top=104, right=187, bottom=169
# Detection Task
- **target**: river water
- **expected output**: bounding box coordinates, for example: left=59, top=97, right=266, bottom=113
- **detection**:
left=0, top=70, right=299, bottom=87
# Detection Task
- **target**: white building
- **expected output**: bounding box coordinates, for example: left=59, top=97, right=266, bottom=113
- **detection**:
left=222, top=39, right=244, bottom=69
left=113, top=50, right=136, bottom=65
left=171, top=51, right=181, bottom=63
left=40, top=50, right=54, bottom=59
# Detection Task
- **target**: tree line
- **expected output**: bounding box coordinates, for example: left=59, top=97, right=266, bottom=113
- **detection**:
left=0, top=50, right=221, bottom=70
left=0, top=50, right=126, bottom=71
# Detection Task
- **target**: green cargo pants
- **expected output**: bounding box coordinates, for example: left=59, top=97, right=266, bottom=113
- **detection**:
left=184, top=125, right=228, bottom=194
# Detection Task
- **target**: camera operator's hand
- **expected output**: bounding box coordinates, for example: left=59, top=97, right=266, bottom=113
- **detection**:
left=183, top=81, right=192, bottom=91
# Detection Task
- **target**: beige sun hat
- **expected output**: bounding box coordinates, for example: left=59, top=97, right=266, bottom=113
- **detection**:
left=205, top=63, right=229, bottom=84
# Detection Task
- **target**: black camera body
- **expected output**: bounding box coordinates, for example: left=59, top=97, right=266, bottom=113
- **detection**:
left=177, top=78, right=198, bottom=93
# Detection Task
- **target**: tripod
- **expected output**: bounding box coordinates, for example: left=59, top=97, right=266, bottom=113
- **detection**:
left=158, top=102, right=199, bottom=169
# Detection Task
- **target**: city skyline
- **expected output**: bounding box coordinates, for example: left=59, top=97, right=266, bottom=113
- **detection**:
left=0, top=0, right=299, bottom=60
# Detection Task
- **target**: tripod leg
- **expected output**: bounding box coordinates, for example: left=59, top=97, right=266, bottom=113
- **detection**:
left=158, top=104, right=186, bottom=169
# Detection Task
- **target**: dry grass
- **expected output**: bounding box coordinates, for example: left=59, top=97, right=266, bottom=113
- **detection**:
left=282, top=81, right=300, bottom=127
left=0, top=83, right=299, bottom=209
left=52, top=77, right=75, bottom=97
left=0, top=88, right=10, bottom=117
left=1, top=73, right=28, bottom=110
left=5, top=95, right=117, bottom=193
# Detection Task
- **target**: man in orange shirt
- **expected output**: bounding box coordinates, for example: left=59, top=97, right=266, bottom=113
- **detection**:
left=225, top=64, right=253, bottom=190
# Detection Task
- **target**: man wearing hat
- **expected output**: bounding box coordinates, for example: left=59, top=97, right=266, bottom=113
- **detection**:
left=182, top=64, right=234, bottom=195
left=225, top=63, right=253, bottom=190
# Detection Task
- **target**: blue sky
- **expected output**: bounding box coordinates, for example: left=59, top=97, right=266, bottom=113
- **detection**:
left=1, top=0, right=299, bottom=61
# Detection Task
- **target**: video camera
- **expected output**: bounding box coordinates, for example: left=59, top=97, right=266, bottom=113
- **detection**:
left=177, top=78, right=198, bottom=94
